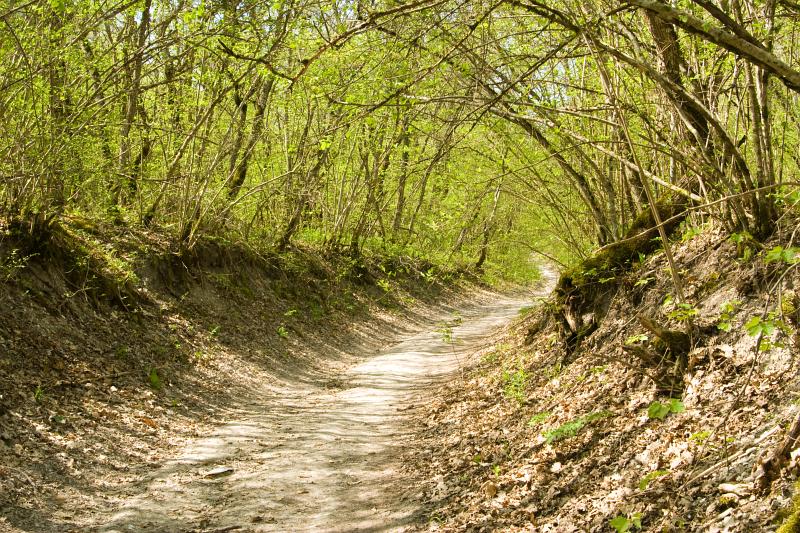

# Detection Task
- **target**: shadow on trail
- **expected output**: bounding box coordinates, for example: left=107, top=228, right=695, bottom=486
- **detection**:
left=97, top=269, right=557, bottom=533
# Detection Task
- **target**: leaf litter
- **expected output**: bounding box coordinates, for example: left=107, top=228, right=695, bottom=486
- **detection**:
left=404, top=226, right=800, bottom=532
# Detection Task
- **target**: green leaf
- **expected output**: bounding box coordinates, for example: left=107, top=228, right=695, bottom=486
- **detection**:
left=745, top=316, right=774, bottom=336
left=639, top=470, right=669, bottom=490
left=745, top=317, right=761, bottom=335
left=668, top=398, right=685, bottom=414
left=765, top=246, right=800, bottom=264
left=625, top=334, right=648, bottom=345
left=609, top=515, right=632, bottom=532
left=528, top=411, right=551, bottom=426
left=765, top=246, right=785, bottom=263
left=647, top=401, right=670, bottom=420
left=148, top=368, right=161, bottom=390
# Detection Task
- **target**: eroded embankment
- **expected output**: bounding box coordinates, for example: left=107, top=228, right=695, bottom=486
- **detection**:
left=408, top=225, right=800, bottom=532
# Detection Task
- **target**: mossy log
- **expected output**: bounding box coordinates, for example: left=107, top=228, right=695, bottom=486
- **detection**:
left=554, top=197, right=689, bottom=351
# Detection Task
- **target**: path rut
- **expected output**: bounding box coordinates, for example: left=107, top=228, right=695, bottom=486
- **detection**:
left=98, top=269, right=556, bottom=532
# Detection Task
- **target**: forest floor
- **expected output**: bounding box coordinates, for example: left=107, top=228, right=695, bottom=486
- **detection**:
left=0, top=221, right=554, bottom=532
left=5, top=220, right=800, bottom=533
left=405, top=224, right=800, bottom=532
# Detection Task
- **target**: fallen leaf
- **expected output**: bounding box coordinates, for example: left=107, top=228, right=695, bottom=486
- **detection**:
left=204, top=466, right=234, bottom=478
left=139, top=416, right=158, bottom=429
left=481, top=481, right=498, bottom=498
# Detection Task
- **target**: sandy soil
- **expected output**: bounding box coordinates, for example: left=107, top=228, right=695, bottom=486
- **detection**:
left=68, top=269, right=557, bottom=533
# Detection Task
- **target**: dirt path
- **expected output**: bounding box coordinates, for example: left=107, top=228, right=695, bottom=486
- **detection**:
left=94, top=269, right=556, bottom=532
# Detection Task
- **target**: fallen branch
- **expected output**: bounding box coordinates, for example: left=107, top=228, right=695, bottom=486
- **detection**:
left=682, top=425, right=780, bottom=488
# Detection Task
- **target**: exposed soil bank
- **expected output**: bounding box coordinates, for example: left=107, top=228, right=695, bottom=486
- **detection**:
left=407, top=226, right=800, bottom=532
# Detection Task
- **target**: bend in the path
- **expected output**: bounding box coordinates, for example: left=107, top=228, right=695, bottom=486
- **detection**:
left=96, top=265, right=558, bottom=532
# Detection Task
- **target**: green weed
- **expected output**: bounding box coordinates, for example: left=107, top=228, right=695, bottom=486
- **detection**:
left=625, top=334, right=648, bottom=345
left=148, top=368, right=162, bottom=390
left=689, top=430, right=711, bottom=444
left=543, top=410, right=613, bottom=444
left=638, top=469, right=669, bottom=490
left=502, top=368, right=529, bottom=404
left=647, top=398, right=684, bottom=421
left=528, top=411, right=552, bottom=426
left=717, top=300, right=741, bottom=332
left=765, top=246, right=800, bottom=264
left=610, top=512, right=642, bottom=532
left=667, top=303, right=698, bottom=322
left=0, top=249, right=36, bottom=281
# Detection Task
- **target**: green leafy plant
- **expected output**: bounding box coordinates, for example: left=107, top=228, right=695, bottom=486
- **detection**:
left=528, top=411, right=552, bottom=426
left=745, top=313, right=791, bottom=337
left=148, top=368, right=162, bottom=390
left=33, top=385, right=45, bottom=403
left=745, top=313, right=792, bottom=351
left=610, top=512, right=642, bottom=532
left=667, top=303, right=698, bottom=322
left=729, top=231, right=756, bottom=261
left=0, top=249, right=36, bottom=281
left=765, top=246, right=800, bottom=264
left=634, top=277, right=654, bottom=288
left=680, top=224, right=704, bottom=242
left=421, top=267, right=437, bottom=284
left=717, top=300, right=742, bottom=332
left=376, top=278, right=391, bottom=292
left=625, top=334, right=648, bottom=345
left=436, top=323, right=453, bottom=344
left=638, top=469, right=669, bottom=490
left=647, top=398, right=684, bottom=420
left=689, top=430, right=711, bottom=444
left=502, top=368, right=529, bottom=404
left=283, top=308, right=298, bottom=318
left=543, top=410, right=613, bottom=444
left=277, top=325, right=289, bottom=338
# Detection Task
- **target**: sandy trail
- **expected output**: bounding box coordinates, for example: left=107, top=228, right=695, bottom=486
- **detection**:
left=97, top=269, right=556, bottom=533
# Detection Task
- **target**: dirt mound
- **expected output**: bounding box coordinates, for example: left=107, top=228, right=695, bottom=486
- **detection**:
left=407, top=223, right=800, bottom=531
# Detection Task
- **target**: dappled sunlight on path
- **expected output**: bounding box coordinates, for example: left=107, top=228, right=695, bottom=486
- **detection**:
left=98, top=267, right=557, bottom=532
